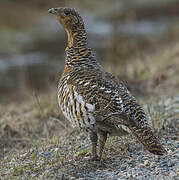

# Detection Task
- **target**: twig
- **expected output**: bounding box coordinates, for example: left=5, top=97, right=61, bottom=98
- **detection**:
left=49, top=117, right=69, bottom=131
left=33, top=91, right=49, bottom=138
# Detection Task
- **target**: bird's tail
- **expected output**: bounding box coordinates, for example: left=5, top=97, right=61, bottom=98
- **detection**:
left=130, top=125, right=167, bottom=155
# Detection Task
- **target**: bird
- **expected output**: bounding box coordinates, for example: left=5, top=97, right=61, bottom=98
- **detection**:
left=48, top=7, right=167, bottom=161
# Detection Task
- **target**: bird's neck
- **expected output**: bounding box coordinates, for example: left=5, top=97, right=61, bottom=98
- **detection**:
left=66, top=28, right=88, bottom=48
left=64, top=28, right=100, bottom=69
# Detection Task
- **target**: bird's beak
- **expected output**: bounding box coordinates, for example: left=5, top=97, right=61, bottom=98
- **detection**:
left=48, top=8, right=59, bottom=15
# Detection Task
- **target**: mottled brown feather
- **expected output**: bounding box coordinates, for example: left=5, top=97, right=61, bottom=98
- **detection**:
left=49, top=7, right=167, bottom=160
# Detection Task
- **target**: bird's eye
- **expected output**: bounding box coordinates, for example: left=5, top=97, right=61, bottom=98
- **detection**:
left=64, top=10, right=70, bottom=16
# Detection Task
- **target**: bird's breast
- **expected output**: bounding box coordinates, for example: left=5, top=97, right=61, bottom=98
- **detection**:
left=58, top=78, right=96, bottom=129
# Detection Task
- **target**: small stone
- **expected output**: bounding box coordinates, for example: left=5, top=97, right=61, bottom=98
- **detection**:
left=158, top=160, right=169, bottom=168
left=168, top=149, right=172, bottom=156
left=144, top=160, right=149, bottom=166
left=138, top=164, right=145, bottom=168
left=137, top=155, right=143, bottom=162
left=150, top=162, right=156, bottom=168
left=119, top=166, right=126, bottom=171
left=70, top=177, right=76, bottom=180
left=68, top=145, right=73, bottom=150
left=77, top=173, right=82, bottom=177
left=88, top=172, right=95, bottom=178
left=54, top=148, right=59, bottom=152
left=96, top=170, right=101, bottom=174
left=44, top=151, right=51, bottom=157
left=168, top=160, right=175, bottom=167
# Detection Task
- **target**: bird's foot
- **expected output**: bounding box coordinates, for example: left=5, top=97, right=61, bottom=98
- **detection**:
left=90, top=155, right=100, bottom=161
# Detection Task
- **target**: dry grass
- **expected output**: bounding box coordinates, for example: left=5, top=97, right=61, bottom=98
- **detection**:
left=0, top=91, right=70, bottom=159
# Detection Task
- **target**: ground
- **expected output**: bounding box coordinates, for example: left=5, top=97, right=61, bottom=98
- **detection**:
left=0, top=95, right=178, bottom=179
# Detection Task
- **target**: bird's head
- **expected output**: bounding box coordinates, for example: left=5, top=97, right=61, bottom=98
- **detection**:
left=48, top=7, right=85, bottom=33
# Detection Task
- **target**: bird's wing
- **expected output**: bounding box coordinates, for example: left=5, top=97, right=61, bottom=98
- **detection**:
left=103, top=71, right=149, bottom=127
left=64, top=68, right=147, bottom=127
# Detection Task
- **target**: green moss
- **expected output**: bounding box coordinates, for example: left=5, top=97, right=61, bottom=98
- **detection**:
left=74, top=149, right=90, bottom=158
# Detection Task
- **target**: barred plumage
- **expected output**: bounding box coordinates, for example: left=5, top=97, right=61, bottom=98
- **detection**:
left=49, top=7, right=167, bottom=161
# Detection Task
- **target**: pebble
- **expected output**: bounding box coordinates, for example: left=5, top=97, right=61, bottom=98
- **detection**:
left=168, top=149, right=173, bottom=155
left=87, top=172, right=95, bottom=178
left=158, top=160, right=169, bottom=168
left=137, top=155, right=144, bottom=162
left=144, top=160, right=149, bottom=166
left=44, top=151, right=51, bottom=157
left=119, top=166, right=126, bottom=171
left=70, top=177, right=76, bottom=180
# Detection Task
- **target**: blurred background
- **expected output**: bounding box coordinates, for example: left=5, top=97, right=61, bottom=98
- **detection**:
left=0, top=0, right=179, bottom=103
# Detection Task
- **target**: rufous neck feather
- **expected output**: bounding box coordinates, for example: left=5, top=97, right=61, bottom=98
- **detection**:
left=66, top=28, right=87, bottom=48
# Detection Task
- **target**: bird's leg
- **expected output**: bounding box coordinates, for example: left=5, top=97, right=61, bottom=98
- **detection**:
left=98, top=131, right=107, bottom=162
left=89, top=131, right=98, bottom=160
